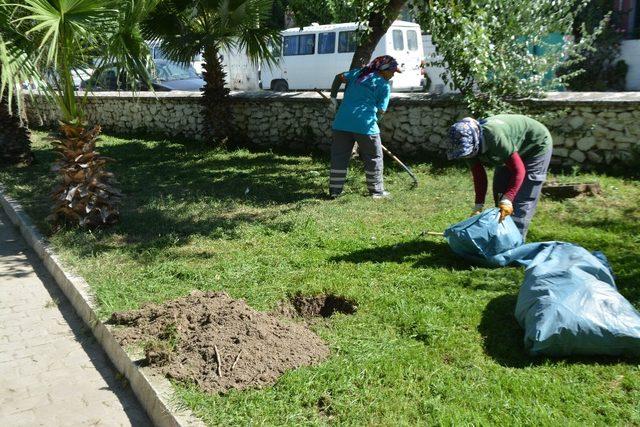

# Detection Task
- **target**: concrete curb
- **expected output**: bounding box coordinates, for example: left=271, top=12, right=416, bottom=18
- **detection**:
left=0, top=187, right=205, bottom=427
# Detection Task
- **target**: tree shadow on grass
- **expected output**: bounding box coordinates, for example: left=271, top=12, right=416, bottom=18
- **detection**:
left=329, top=238, right=473, bottom=270
left=5, top=136, right=328, bottom=258
left=479, top=294, right=640, bottom=368
left=104, top=139, right=323, bottom=205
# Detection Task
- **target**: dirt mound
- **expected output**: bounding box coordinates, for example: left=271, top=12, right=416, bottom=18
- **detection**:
left=108, top=291, right=330, bottom=394
left=276, top=293, right=358, bottom=319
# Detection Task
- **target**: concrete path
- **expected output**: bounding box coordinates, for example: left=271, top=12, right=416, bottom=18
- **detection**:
left=0, top=209, right=151, bottom=426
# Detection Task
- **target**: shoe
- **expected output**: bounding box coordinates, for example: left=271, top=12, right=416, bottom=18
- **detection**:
left=329, top=192, right=342, bottom=199
left=371, top=191, right=391, bottom=199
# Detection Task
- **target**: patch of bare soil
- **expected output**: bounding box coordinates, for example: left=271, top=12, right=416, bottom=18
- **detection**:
left=108, top=291, right=330, bottom=394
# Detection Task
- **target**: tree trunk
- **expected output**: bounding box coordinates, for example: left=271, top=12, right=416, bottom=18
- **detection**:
left=0, top=93, right=34, bottom=165
left=49, top=122, right=121, bottom=228
left=202, top=45, right=231, bottom=144
left=349, top=0, right=408, bottom=70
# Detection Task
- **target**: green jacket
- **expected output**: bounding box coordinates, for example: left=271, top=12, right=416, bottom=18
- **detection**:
left=477, top=114, right=552, bottom=167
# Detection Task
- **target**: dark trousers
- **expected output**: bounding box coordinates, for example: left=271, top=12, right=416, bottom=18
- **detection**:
left=330, top=130, right=384, bottom=196
left=493, top=149, right=552, bottom=240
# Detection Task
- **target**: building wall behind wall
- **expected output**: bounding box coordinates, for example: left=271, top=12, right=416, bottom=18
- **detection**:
left=621, top=39, right=640, bottom=90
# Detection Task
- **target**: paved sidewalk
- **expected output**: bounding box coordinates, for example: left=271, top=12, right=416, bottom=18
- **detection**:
left=0, top=210, right=151, bottom=426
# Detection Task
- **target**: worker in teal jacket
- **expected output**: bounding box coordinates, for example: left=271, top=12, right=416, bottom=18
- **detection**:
left=328, top=55, right=401, bottom=199
left=447, top=114, right=553, bottom=239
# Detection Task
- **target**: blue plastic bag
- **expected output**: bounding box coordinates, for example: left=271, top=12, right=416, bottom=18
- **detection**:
left=442, top=209, right=640, bottom=357
left=515, top=242, right=640, bottom=357
left=443, top=208, right=523, bottom=266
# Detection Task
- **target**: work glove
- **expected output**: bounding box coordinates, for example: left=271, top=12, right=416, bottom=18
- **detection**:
left=498, top=199, right=513, bottom=222
left=470, top=203, right=484, bottom=217
left=329, top=97, right=338, bottom=113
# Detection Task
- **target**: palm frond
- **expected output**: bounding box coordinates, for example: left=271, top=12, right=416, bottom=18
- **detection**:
left=98, top=0, right=156, bottom=91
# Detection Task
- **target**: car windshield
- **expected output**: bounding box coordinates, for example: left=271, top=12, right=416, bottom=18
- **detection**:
left=155, top=61, right=199, bottom=81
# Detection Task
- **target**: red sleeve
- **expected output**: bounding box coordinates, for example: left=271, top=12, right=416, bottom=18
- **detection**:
left=503, top=152, right=526, bottom=202
left=470, top=161, right=487, bottom=205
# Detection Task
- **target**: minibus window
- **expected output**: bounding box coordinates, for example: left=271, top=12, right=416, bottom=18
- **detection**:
left=318, top=32, right=336, bottom=54
left=392, top=30, right=404, bottom=51
left=283, top=34, right=315, bottom=55
left=338, top=31, right=357, bottom=53
left=407, top=30, right=418, bottom=51
left=284, top=36, right=299, bottom=56
left=299, top=34, right=315, bottom=55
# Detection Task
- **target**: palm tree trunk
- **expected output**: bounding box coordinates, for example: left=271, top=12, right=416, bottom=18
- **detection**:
left=49, top=122, right=122, bottom=228
left=0, top=93, right=34, bottom=165
left=349, top=0, right=407, bottom=70
left=202, top=45, right=231, bottom=144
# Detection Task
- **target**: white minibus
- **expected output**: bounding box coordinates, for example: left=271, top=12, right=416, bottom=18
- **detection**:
left=261, top=20, right=425, bottom=91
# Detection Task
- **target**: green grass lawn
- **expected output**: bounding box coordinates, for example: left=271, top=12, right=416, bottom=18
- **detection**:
left=2, top=132, right=640, bottom=425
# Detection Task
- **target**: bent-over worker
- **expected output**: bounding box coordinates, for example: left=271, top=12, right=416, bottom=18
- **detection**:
left=328, top=55, right=401, bottom=199
left=447, top=114, right=553, bottom=239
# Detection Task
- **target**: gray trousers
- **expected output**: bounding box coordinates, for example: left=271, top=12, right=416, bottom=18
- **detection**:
left=330, top=130, right=384, bottom=196
left=493, top=149, right=552, bottom=240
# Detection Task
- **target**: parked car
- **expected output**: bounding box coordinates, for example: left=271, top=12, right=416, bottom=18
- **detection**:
left=261, top=20, right=425, bottom=91
left=81, top=59, right=204, bottom=91
left=22, top=68, right=92, bottom=91
left=149, top=41, right=205, bottom=77
left=153, top=60, right=204, bottom=91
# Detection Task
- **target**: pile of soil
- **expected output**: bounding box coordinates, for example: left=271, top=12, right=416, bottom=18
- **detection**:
left=109, top=291, right=330, bottom=393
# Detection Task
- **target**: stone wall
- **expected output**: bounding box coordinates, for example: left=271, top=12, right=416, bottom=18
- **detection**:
left=26, top=91, right=640, bottom=167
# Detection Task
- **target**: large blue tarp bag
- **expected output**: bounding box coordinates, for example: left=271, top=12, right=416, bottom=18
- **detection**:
left=514, top=242, right=640, bottom=357
left=442, top=209, right=640, bottom=357
left=443, top=208, right=523, bottom=266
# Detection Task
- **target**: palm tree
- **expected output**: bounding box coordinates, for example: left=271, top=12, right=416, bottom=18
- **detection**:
left=142, top=0, right=280, bottom=143
left=0, top=0, right=155, bottom=228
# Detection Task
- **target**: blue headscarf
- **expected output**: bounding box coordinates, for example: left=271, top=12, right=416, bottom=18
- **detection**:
left=447, top=118, right=483, bottom=160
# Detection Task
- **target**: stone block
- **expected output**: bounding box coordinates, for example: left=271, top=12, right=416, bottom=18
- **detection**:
left=421, top=117, right=433, bottom=126
left=553, top=148, right=569, bottom=158
left=393, top=130, right=408, bottom=141
left=576, top=136, right=596, bottom=151
left=615, top=134, right=635, bottom=143
left=592, top=124, right=609, bottom=137
left=551, top=135, right=564, bottom=146
left=428, top=134, right=442, bottom=145
left=569, top=116, right=585, bottom=129
left=397, top=114, right=410, bottom=124
left=412, top=127, right=426, bottom=138
left=569, top=149, right=586, bottom=163
left=586, top=151, right=603, bottom=164
left=607, top=122, right=625, bottom=131
left=564, top=138, right=575, bottom=148
left=618, top=150, right=634, bottom=162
